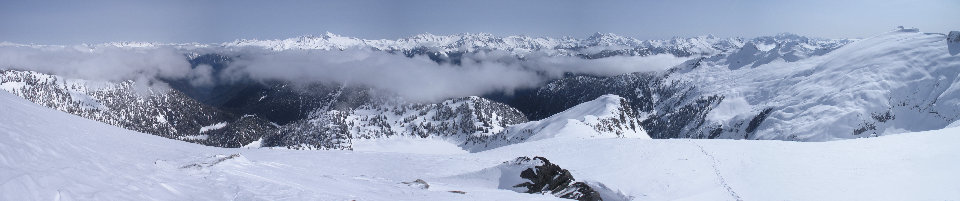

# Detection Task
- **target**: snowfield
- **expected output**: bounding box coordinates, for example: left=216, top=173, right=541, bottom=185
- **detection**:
left=679, top=29, right=960, bottom=140
left=3, top=88, right=960, bottom=200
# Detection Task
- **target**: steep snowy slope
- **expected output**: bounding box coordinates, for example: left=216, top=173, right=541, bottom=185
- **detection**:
left=678, top=28, right=960, bottom=140
left=497, top=70, right=723, bottom=140
left=507, top=94, right=648, bottom=140
left=0, top=70, right=278, bottom=147
left=3, top=90, right=958, bottom=200
left=466, top=95, right=649, bottom=152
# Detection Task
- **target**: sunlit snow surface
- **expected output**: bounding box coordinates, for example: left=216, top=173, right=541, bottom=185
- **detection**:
left=3, top=88, right=960, bottom=200
left=682, top=30, right=960, bottom=140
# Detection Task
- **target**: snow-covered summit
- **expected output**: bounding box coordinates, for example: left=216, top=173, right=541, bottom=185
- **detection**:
left=506, top=94, right=648, bottom=141
left=464, top=94, right=650, bottom=152
left=224, top=32, right=367, bottom=51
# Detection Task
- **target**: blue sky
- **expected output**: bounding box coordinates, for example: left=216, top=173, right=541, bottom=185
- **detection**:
left=1, top=0, right=957, bottom=44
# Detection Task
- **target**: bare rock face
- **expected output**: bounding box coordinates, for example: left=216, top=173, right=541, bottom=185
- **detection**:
left=949, top=31, right=960, bottom=55
left=507, top=156, right=603, bottom=201
left=401, top=179, right=430, bottom=189
left=949, top=31, right=960, bottom=43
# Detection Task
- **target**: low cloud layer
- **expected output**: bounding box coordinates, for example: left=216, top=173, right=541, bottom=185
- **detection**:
left=524, top=54, right=688, bottom=77
left=0, top=45, right=194, bottom=92
left=1, top=45, right=688, bottom=101
left=224, top=49, right=544, bottom=101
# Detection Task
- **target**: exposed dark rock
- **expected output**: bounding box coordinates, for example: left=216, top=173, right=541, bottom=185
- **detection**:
left=948, top=31, right=960, bottom=55
left=508, top=156, right=603, bottom=201
left=745, top=108, right=774, bottom=137
left=871, top=111, right=895, bottom=123
left=401, top=179, right=430, bottom=189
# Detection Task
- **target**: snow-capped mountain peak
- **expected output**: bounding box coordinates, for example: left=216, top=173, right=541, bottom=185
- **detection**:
left=460, top=94, right=650, bottom=152
left=506, top=94, right=649, bottom=141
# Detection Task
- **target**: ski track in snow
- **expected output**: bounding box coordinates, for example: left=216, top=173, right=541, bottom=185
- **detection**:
left=690, top=140, right=742, bottom=201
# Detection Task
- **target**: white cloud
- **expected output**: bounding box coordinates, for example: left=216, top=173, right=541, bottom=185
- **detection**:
left=187, top=64, right=215, bottom=87
left=0, top=45, right=193, bottom=91
left=223, top=49, right=544, bottom=102
left=524, top=54, right=689, bottom=77
left=2, top=45, right=690, bottom=102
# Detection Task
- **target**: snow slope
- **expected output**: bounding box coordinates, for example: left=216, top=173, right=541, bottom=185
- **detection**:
left=3, top=89, right=959, bottom=200
left=679, top=29, right=960, bottom=140
left=473, top=129, right=960, bottom=201
left=0, top=91, right=559, bottom=200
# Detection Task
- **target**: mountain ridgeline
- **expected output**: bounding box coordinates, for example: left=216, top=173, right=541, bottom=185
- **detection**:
left=3, top=28, right=959, bottom=150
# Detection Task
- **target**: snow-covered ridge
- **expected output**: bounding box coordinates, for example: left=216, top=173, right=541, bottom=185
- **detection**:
left=220, top=32, right=851, bottom=58
left=675, top=29, right=960, bottom=141
left=463, top=94, right=650, bottom=152
left=267, top=93, right=652, bottom=152
left=504, top=94, right=648, bottom=141
left=4, top=31, right=852, bottom=59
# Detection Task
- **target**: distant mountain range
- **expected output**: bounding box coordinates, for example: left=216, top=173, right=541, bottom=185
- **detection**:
left=3, top=27, right=959, bottom=149
left=3, top=31, right=852, bottom=58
